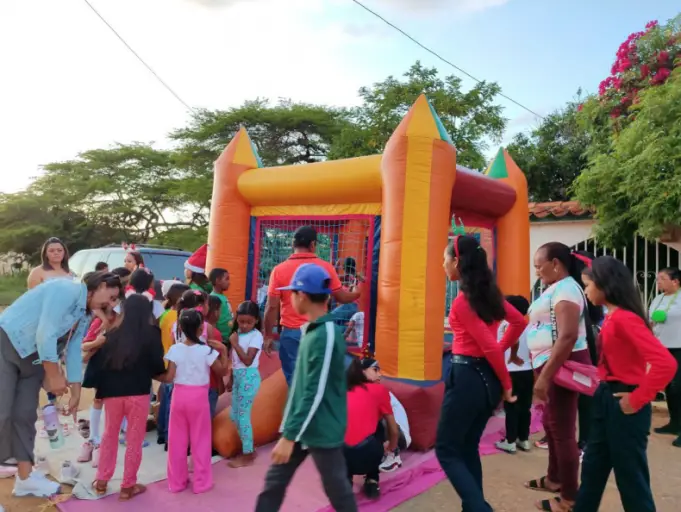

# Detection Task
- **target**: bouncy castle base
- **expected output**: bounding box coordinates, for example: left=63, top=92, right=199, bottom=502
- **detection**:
left=58, top=410, right=544, bottom=512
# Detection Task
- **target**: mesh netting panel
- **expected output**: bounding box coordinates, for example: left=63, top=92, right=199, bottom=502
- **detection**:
left=254, top=217, right=373, bottom=337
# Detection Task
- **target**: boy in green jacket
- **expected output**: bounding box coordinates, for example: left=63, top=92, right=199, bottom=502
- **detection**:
left=255, top=263, right=357, bottom=512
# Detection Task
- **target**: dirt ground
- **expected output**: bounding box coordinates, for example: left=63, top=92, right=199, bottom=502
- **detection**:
left=1, top=399, right=679, bottom=511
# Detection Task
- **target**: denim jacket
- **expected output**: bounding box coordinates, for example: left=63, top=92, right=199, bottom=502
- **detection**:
left=0, top=279, right=91, bottom=383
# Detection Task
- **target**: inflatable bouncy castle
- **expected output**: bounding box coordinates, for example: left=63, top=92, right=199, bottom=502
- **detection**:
left=208, top=95, right=530, bottom=455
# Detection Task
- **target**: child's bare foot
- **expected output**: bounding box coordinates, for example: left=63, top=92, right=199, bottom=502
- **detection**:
left=227, top=452, right=256, bottom=468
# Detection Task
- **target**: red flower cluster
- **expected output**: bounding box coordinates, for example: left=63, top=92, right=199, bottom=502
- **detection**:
left=595, top=19, right=679, bottom=122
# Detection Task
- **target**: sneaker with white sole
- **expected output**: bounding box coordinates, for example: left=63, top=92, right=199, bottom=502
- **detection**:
left=517, top=440, right=531, bottom=452
left=495, top=439, right=517, bottom=454
left=59, top=461, right=79, bottom=485
left=379, top=452, right=402, bottom=473
left=77, top=441, right=94, bottom=463
left=13, top=471, right=60, bottom=497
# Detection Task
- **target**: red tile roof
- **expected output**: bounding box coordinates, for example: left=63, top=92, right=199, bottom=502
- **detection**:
left=529, top=201, right=593, bottom=219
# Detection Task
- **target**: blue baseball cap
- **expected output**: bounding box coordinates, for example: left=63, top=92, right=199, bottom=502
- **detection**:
left=278, top=263, right=331, bottom=294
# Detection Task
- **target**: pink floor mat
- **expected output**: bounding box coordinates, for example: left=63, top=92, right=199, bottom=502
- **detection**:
left=58, top=409, right=543, bottom=512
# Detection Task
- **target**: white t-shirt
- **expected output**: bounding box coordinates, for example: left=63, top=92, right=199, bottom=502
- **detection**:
left=650, top=293, right=681, bottom=349
left=526, top=277, right=588, bottom=369
left=389, top=392, right=411, bottom=448
left=349, top=312, right=364, bottom=348
left=232, top=330, right=264, bottom=370
left=498, top=321, right=532, bottom=372
left=165, top=343, right=218, bottom=386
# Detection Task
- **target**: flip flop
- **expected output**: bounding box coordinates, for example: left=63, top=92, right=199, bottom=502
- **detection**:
left=119, top=483, right=147, bottom=501
left=525, top=476, right=561, bottom=494
left=92, top=480, right=107, bottom=496
left=536, top=497, right=570, bottom=511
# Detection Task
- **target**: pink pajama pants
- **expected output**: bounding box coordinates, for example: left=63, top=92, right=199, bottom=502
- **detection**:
left=167, top=384, right=213, bottom=494
left=95, top=394, right=149, bottom=488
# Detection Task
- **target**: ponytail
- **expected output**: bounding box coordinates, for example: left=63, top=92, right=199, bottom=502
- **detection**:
left=177, top=308, right=212, bottom=353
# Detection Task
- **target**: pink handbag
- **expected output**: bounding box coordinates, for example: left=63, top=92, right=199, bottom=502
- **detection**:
left=553, top=360, right=600, bottom=396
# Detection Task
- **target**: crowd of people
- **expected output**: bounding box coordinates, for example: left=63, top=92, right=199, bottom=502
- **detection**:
left=0, top=228, right=679, bottom=512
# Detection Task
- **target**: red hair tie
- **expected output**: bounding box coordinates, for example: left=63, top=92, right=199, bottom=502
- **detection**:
left=572, top=252, right=593, bottom=268
left=124, top=285, right=155, bottom=302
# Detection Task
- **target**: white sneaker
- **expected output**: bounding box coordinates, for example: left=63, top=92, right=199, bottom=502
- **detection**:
left=13, top=471, right=60, bottom=497
left=495, top=439, right=517, bottom=454
left=379, top=452, right=402, bottom=473
left=59, top=461, right=80, bottom=485
left=517, top=440, right=531, bottom=452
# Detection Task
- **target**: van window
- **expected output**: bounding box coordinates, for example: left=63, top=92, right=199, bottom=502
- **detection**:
left=82, top=251, right=110, bottom=276
left=106, top=251, right=127, bottom=271
left=68, top=251, right=88, bottom=277
left=142, top=253, right=187, bottom=281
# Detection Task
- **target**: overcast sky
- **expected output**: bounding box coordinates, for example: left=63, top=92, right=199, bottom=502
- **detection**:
left=0, top=0, right=677, bottom=193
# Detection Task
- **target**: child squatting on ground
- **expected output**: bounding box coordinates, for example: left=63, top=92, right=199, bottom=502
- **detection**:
left=163, top=308, right=229, bottom=494
left=255, top=263, right=358, bottom=512
left=226, top=300, right=264, bottom=468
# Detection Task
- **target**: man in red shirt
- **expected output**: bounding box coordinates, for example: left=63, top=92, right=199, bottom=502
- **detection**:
left=264, top=226, right=361, bottom=386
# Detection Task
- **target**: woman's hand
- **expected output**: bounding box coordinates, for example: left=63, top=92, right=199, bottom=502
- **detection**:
left=533, top=375, right=550, bottom=402
left=508, top=354, right=525, bottom=367
left=64, top=384, right=81, bottom=422
left=614, top=392, right=636, bottom=414
left=502, top=388, right=517, bottom=403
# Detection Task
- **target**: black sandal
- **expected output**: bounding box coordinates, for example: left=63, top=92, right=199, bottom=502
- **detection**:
left=525, top=476, right=561, bottom=493
left=536, top=497, right=572, bottom=512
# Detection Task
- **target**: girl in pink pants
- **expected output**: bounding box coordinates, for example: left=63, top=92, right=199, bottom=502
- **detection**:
left=164, top=308, right=228, bottom=493
left=84, top=292, right=166, bottom=501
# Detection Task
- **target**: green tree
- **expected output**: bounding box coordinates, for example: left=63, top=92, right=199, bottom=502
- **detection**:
left=507, top=98, right=589, bottom=202
left=574, top=67, right=681, bottom=246
left=329, top=61, right=506, bottom=170
left=0, top=191, right=123, bottom=265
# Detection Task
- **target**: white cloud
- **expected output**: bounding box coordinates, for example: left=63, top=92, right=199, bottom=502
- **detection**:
left=0, top=0, right=373, bottom=193
left=373, top=0, right=510, bottom=13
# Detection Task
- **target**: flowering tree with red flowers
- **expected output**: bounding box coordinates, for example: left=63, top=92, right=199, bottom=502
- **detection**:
left=574, top=16, right=681, bottom=246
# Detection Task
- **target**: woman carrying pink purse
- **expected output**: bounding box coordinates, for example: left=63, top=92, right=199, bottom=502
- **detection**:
left=523, top=243, right=594, bottom=512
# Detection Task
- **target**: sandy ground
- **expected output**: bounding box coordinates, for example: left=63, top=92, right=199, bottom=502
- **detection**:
left=1, top=396, right=679, bottom=511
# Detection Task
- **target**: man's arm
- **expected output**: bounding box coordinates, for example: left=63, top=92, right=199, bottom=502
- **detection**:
left=263, top=296, right=280, bottom=353
left=327, top=265, right=360, bottom=304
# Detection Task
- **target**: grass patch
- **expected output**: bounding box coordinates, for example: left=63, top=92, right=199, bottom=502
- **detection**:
left=0, top=271, right=27, bottom=306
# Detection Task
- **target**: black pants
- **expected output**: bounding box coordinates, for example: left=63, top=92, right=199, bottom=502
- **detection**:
left=665, top=348, right=681, bottom=428
left=344, top=435, right=383, bottom=482
left=255, top=443, right=357, bottom=512
left=574, top=382, right=655, bottom=512
left=504, top=370, right=533, bottom=443
left=435, top=356, right=501, bottom=512
left=578, top=393, right=593, bottom=447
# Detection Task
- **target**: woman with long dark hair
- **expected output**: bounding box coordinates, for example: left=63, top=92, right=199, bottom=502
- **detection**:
left=435, top=235, right=527, bottom=511
left=87, top=293, right=166, bottom=500
left=575, top=257, right=677, bottom=512
left=524, top=242, right=595, bottom=512
left=27, top=237, right=73, bottom=289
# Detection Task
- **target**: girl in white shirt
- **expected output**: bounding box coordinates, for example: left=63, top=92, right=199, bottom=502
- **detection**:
left=163, top=309, right=228, bottom=494
left=227, top=301, right=264, bottom=468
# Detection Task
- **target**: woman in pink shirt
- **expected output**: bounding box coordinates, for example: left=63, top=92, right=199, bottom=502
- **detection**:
left=435, top=235, right=527, bottom=512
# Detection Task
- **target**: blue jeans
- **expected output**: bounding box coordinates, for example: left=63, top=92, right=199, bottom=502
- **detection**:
left=157, top=383, right=173, bottom=441
left=209, top=388, right=219, bottom=419
left=435, top=356, right=501, bottom=512
left=279, top=328, right=302, bottom=387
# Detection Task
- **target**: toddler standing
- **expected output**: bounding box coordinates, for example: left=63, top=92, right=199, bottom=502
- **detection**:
left=227, top=301, right=263, bottom=468
left=164, top=309, right=228, bottom=494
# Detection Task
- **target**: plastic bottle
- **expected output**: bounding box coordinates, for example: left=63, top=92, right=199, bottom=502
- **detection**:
left=42, top=405, right=64, bottom=449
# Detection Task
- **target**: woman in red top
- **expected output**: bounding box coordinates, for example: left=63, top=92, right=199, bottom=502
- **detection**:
left=575, top=256, right=677, bottom=512
left=435, top=235, right=527, bottom=512
left=343, top=358, right=399, bottom=500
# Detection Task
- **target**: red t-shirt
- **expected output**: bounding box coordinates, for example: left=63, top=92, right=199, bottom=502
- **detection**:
left=599, top=309, right=677, bottom=412
left=209, top=328, right=223, bottom=390
left=449, top=293, right=527, bottom=391
left=344, top=382, right=393, bottom=446
left=267, top=253, right=343, bottom=329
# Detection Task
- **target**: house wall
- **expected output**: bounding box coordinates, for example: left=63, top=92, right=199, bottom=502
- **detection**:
left=528, top=219, right=595, bottom=289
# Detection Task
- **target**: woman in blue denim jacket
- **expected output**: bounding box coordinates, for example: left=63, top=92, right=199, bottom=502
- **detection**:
left=0, top=272, right=121, bottom=498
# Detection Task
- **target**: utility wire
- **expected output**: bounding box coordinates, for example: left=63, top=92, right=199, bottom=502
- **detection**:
left=350, top=0, right=545, bottom=120
left=82, top=0, right=195, bottom=113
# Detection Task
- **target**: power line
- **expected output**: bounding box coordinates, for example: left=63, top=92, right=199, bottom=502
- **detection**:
left=82, top=0, right=194, bottom=113
left=350, top=0, right=545, bottom=120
